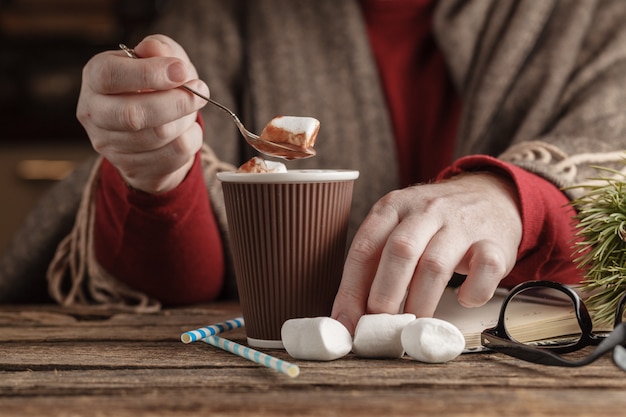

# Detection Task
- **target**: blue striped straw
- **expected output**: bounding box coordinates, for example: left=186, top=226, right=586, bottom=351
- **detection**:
left=202, top=335, right=300, bottom=378
left=180, top=317, right=244, bottom=344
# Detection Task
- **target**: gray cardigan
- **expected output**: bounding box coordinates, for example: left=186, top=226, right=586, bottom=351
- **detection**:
left=2, top=0, right=625, bottom=304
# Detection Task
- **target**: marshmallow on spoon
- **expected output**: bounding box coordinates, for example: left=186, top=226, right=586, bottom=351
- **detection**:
left=260, top=116, right=320, bottom=149
left=401, top=318, right=465, bottom=363
left=352, top=313, right=416, bottom=358
left=281, top=317, right=352, bottom=361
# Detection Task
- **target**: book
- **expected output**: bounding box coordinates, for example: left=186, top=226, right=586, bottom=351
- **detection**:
left=433, top=287, right=611, bottom=353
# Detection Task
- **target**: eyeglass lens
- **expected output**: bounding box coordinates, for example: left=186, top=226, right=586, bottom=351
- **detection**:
left=503, top=286, right=583, bottom=347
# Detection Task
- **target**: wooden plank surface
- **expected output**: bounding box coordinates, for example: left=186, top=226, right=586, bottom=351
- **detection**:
left=1, top=303, right=624, bottom=417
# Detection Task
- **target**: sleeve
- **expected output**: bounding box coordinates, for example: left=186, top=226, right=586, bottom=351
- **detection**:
left=438, top=154, right=583, bottom=288
left=496, top=2, right=626, bottom=197
left=94, top=153, right=225, bottom=305
left=436, top=0, right=626, bottom=197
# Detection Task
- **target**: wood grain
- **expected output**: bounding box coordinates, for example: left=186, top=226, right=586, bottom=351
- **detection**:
left=1, top=303, right=624, bottom=417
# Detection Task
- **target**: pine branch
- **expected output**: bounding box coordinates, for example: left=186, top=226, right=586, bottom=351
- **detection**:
left=569, top=165, right=626, bottom=327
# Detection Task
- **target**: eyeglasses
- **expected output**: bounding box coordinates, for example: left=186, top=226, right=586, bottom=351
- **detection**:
left=480, top=280, right=626, bottom=370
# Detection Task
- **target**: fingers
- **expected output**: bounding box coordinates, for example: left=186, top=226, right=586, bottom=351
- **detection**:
left=82, top=79, right=209, bottom=133
left=331, top=203, right=395, bottom=333
left=456, top=240, right=512, bottom=308
left=83, top=35, right=199, bottom=95
left=135, top=34, right=194, bottom=63
left=367, top=212, right=437, bottom=313
left=404, top=236, right=510, bottom=317
left=83, top=53, right=186, bottom=95
left=90, top=110, right=199, bottom=155
left=332, top=190, right=439, bottom=333
left=114, top=121, right=205, bottom=194
left=402, top=226, right=462, bottom=317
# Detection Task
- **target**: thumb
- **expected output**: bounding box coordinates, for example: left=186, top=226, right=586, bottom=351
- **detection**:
left=134, top=35, right=199, bottom=81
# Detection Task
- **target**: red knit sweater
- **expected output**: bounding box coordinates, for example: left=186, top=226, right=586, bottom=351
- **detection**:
left=93, top=0, right=581, bottom=305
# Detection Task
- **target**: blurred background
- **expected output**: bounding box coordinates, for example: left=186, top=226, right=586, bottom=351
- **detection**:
left=0, top=0, right=166, bottom=257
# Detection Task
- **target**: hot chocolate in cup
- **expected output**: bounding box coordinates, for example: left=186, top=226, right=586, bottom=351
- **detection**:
left=217, top=169, right=359, bottom=348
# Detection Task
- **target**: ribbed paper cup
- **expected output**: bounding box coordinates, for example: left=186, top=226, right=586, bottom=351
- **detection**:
left=217, top=169, right=359, bottom=348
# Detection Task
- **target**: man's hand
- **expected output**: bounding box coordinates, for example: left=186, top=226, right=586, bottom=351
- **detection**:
left=331, top=172, right=523, bottom=334
left=76, top=34, right=208, bottom=193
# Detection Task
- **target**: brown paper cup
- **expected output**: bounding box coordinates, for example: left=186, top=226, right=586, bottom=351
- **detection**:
left=217, top=170, right=359, bottom=348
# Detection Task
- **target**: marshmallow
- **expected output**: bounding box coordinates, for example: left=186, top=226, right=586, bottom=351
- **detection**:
left=352, top=313, right=416, bottom=358
left=260, top=116, right=320, bottom=149
left=237, top=157, right=287, bottom=173
left=401, top=318, right=465, bottom=363
left=281, top=317, right=352, bottom=361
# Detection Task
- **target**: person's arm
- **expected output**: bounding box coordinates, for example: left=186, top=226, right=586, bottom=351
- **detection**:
left=74, top=34, right=227, bottom=305
left=331, top=159, right=582, bottom=334
left=94, top=153, right=225, bottom=305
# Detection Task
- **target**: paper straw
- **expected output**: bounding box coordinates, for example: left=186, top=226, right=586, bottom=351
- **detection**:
left=180, top=317, right=244, bottom=344
left=202, top=335, right=300, bottom=378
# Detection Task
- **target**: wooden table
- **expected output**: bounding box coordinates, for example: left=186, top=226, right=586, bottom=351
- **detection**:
left=1, top=302, right=624, bottom=417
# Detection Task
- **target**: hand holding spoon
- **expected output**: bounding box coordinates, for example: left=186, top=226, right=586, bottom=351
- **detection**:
left=119, top=44, right=316, bottom=160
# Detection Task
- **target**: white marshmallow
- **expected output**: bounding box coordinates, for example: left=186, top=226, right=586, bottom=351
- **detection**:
left=401, top=318, right=465, bottom=363
left=352, top=313, right=416, bottom=358
left=267, top=116, right=319, bottom=138
left=281, top=317, right=352, bottom=361
left=260, top=116, right=320, bottom=148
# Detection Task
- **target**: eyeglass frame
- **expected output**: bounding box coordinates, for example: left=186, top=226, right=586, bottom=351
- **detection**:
left=480, top=280, right=626, bottom=369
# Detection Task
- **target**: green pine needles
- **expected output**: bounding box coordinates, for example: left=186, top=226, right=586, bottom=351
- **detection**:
left=570, top=166, right=626, bottom=327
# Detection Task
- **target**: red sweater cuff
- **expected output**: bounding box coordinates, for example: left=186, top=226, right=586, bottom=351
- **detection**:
left=101, top=157, right=200, bottom=213
left=438, top=155, right=581, bottom=287
left=95, top=153, right=225, bottom=304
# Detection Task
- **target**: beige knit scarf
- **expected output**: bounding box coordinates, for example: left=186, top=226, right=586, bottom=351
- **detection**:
left=46, top=144, right=235, bottom=313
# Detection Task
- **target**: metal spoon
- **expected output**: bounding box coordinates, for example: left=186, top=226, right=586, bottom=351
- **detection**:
left=119, top=44, right=316, bottom=160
